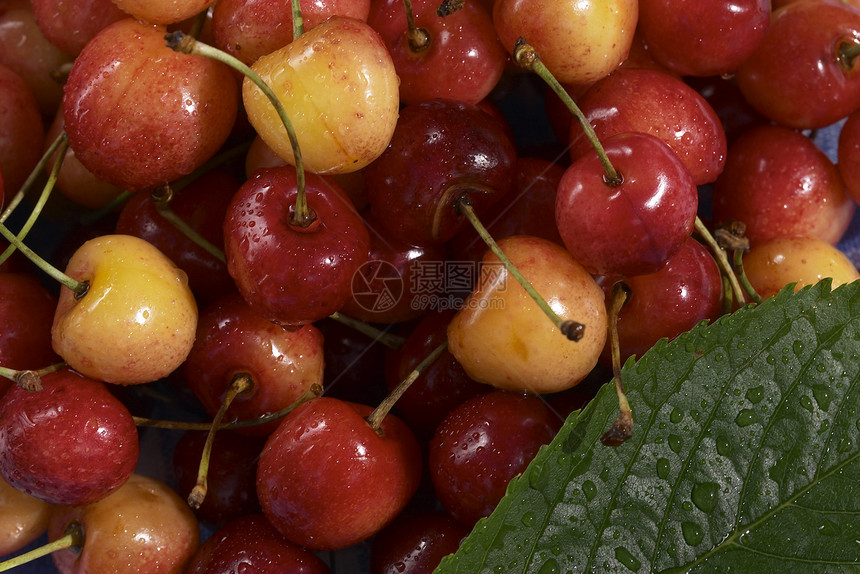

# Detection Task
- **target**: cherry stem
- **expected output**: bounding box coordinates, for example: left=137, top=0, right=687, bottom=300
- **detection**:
left=0, top=137, right=69, bottom=266
left=839, top=40, right=860, bottom=71
left=694, top=217, right=746, bottom=307
left=0, top=222, right=88, bottom=297
left=513, top=38, right=621, bottom=186
left=291, top=0, right=304, bottom=40
left=79, top=189, right=133, bottom=227
left=328, top=311, right=406, bottom=350
left=436, top=0, right=465, bottom=16
left=402, top=0, right=431, bottom=52
left=171, top=140, right=252, bottom=194
left=151, top=185, right=227, bottom=264
left=0, top=362, right=66, bottom=392
left=0, top=131, right=68, bottom=225
left=164, top=32, right=313, bottom=228
left=188, top=373, right=254, bottom=509
left=133, top=383, right=323, bottom=431
left=188, top=9, right=207, bottom=38
left=601, top=282, right=633, bottom=447
left=456, top=196, right=585, bottom=341
left=0, top=522, right=84, bottom=573
left=366, top=339, right=448, bottom=432
left=733, top=249, right=763, bottom=304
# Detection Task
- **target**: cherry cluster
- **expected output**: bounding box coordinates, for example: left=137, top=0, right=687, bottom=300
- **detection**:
left=1, top=0, right=860, bottom=573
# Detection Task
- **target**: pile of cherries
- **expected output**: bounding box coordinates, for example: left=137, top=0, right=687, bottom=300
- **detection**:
left=2, top=0, right=860, bottom=572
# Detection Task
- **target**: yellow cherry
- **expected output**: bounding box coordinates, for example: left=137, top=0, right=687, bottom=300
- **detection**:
left=243, top=16, right=399, bottom=175
left=51, top=235, right=198, bottom=385
left=743, top=235, right=860, bottom=299
left=0, top=475, right=53, bottom=556
left=447, top=236, right=608, bottom=395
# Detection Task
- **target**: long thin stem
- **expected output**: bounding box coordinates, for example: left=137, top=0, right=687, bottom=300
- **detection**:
left=187, top=373, right=254, bottom=509
left=402, top=0, right=431, bottom=51
left=601, top=282, right=633, bottom=447
left=733, top=249, right=763, bottom=304
left=291, top=0, right=304, bottom=40
left=164, top=32, right=312, bottom=227
left=0, top=222, right=87, bottom=296
left=151, top=185, right=227, bottom=264
left=0, top=522, right=84, bottom=572
left=366, top=339, right=448, bottom=431
left=694, top=217, right=746, bottom=307
left=456, top=197, right=585, bottom=341
left=0, top=137, right=69, bottom=265
left=0, top=131, right=68, bottom=224
left=513, top=38, right=621, bottom=186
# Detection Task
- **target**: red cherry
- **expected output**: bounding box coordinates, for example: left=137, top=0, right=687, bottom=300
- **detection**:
left=370, top=509, right=471, bottom=574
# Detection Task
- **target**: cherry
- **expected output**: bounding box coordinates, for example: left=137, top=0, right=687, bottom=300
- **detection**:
left=115, top=169, right=239, bottom=309
left=181, top=292, right=325, bottom=434
left=837, top=105, right=860, bottom=203
left=598, top=237, right=724, bottom=366
left=735, top=0, right=860, bottom=129
left=51, top=234, right=199, bottom=385
left=429, top=390, right=561, bottom=526
left=186, top=514, right=332, bottom=574
left=29, top=0, right=126, bottom=55
left=172, top=429, right=265, bottom=527
left=0, top=63, right=44, bottom=205
left=110, top=0, right=216, bottom=25
left=48, top=473, right=200, bottom=573
left=556, top=131, right=699, bottom=277
left=711, top=124, right=856, bottom=246
left=369, top=509, right=471, bottom=574
left=0, top=368, right=139, bottom=506
left=0, top=475, right=53, bottom=556
left=568, top=67, right=727, bottom=186
left=256, top=396, right=422, bottom=550
left=367, top=0, right=507, bottom=105
left=447, top=235, right=608, bottom=395
left=366, top=98, right=517, bottom=246
left=636, top=0, right=770, bottom=77
left=684, top=75, right=768, bottom=145
left=493, top=0, right=638, bottom=85
left=62, top=18, right=239, bottom=191
left=212, top=0, right=371, bottom=66
left=223, top=166, right=371, bottom=327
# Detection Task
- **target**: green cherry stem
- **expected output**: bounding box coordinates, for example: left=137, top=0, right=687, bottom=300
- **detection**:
left=366, top=339, right=448, bottom=432
left=0, top=131, right=68, bottom=225
left=170, top=139, right=252, bottom=194
left=0, top=222, right=88, bottom=297
left=601, top=282, right=633, bottom=447
left=133, top=383, right=324, bottom=431
left=0, top=362, right=67, bottom=392
left=0, top=522, right=84, bottom=573
left=0, top=137, right=69, bottom=266
left=839, top=40, right=860, bottom=71
left=151, top=185, right=227, bottom=264
left=733, top=249, right=763, bottom=304
left=513, top=38, right=621, bottom=187
left=164, top=32, right=313, bottom=227
left=694, top=217, right=746, bottom=307
left=291, top=0, right=304, bottom=40
left=187, top=373, right=254, bottom=509
left=402, top=0, right=431, bottom=52
left=456, top=196, right=586, bottom=341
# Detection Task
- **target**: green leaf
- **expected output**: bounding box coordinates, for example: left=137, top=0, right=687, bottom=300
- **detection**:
left=435, top=280, right=860, bottom=573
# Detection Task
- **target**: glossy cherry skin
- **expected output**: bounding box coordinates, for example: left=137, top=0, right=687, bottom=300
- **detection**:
left=110, top=0, right=216, bottom=25
left=636, top=0, right=770, bottom=77
left=186, top=514, right=332, bottom=574
left=384, top=310, right=489, bottom=441
left=172, top=430, right=265, bottom=527
left=63, top=18, right=239, bottom=191
left=711, top=124, right=856, bottom=246
left=447, top=156, right=565, bottom=263
left=212, top=0, right=371, bottom=65
left=49, top=474, right=200, bottom=574
left=599, top=237, right=724, bottom=366
left=369, top=509, right=471, bottom=574
left=224, top=166, right=371, bottom=327
left=182, top=292, right=325, bottom=435
left=556, top=132, right=699, bottom=277
left=0, top=368, right=139, bottom=506
left=368, top=0, right=507, bottom=105
left=429, top=390, right=561, bottom=526
left=568, top=68, right=727, bottom=185
left=684, top=75, right=768, bottom=145
left=257, top=397, right=422, bottom=550
left=340, top=211, right=448, bottom=324
left=735, top=0, right=860, bottom=129
left=0, top=63, right=44, bottom=204
left=837, top=106, right=860, bottom=203
left=0, top=475, right=53, bottom=556
left=30, top=0, right=126, bottom=55
left=115, top=169, right=239, bottom=309
left=366, top=99, right=517, bottom=246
